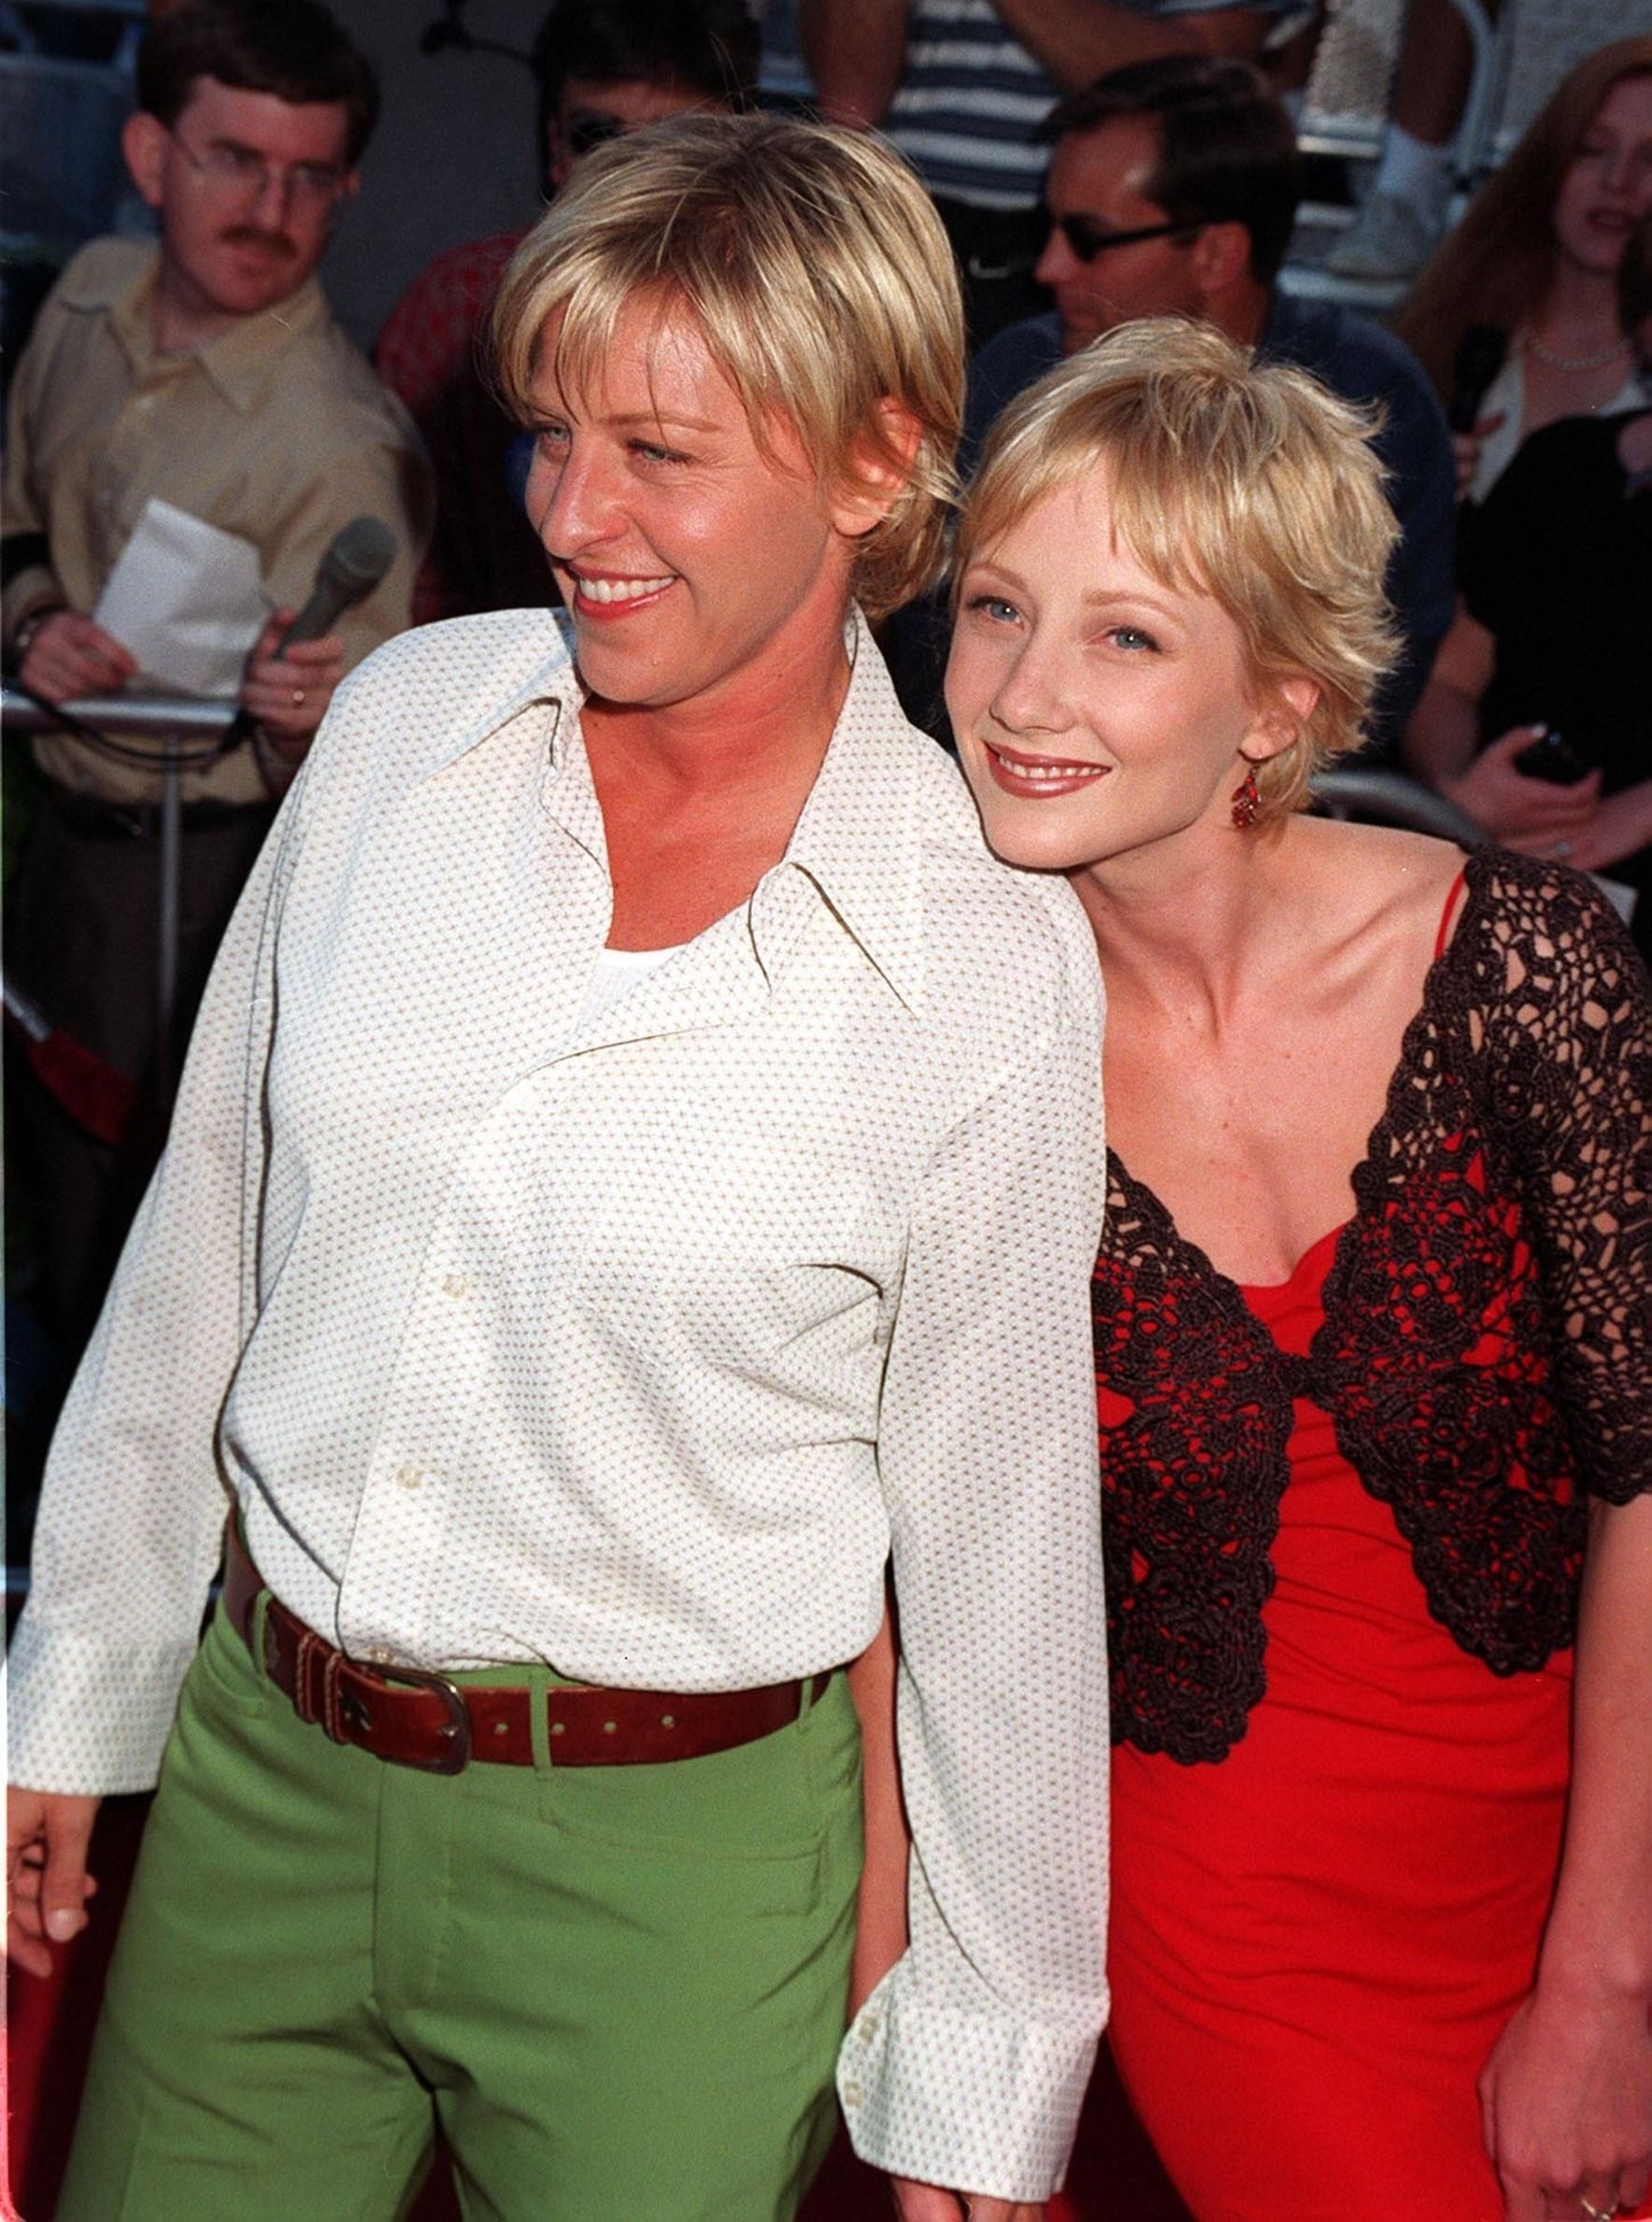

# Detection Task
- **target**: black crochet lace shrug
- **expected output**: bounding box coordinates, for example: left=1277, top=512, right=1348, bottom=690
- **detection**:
left=1094, top=851, right=1652, bottom=1767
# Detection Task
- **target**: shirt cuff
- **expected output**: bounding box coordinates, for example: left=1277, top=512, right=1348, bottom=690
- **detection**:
left=5, top=1616, right=199, bottom=1796
left=836, top=1959, right=1104, bottom=2201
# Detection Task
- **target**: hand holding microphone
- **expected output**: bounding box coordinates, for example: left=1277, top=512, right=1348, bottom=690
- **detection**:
left=228, top=516, right=397, bottom=761
left=239, top=611, right=347, bottom=755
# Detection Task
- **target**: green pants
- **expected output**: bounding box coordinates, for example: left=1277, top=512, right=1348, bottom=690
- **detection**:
left=61, top=1605, right=862, bottom=2222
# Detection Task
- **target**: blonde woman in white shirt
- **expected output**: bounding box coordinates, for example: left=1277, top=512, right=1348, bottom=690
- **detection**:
left=6, top=115, right=1108, bottom=2222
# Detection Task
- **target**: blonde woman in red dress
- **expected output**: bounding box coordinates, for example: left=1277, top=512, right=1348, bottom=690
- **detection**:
left=943, top=319, right=1652, bottom=2222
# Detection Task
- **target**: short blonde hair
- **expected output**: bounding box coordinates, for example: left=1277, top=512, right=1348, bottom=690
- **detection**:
left=958, top=319, right=1402, bottom=824
left=492, top=112, right=963, bottom=623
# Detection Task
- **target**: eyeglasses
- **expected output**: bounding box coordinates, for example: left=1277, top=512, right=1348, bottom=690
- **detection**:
left=168, top=130, right=349, bottom=217
left=1050, top=212, right=1202, bottom=264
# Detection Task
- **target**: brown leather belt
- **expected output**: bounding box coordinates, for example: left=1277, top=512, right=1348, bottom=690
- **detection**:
left=221, top=1526, right=830, bottom=1777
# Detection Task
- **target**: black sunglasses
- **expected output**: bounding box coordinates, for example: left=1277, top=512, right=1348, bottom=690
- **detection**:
left=1050, top=213, right=1202, bottom=264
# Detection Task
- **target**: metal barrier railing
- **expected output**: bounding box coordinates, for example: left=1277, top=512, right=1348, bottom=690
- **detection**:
left=1311, top=762, right=1486, bottom=845
left=3, top=683, right=240, bottom=1102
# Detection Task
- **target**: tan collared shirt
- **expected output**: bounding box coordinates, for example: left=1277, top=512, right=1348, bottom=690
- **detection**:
left=7, top=609, right=1110, bottom=2199
left=2, top=235, right=432, bottom=806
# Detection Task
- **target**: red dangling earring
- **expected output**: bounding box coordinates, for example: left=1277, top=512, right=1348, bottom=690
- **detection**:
left=1231, top=762, right=1260, bottom=830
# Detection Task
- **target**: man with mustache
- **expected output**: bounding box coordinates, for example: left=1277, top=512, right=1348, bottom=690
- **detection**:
left=1, top=0, right=429, bottom=1355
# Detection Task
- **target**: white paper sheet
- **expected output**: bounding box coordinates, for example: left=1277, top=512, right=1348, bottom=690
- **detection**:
left=93, top=497, right=266, bottom=697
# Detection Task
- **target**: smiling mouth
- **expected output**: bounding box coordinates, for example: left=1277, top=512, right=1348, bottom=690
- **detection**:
left=983, top=740, right=1110, bottom=796
left=571, top=572, right=676, bottom=606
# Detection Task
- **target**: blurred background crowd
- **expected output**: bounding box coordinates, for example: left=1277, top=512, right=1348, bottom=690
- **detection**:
left=2, top=5, right=1649, bottom=2208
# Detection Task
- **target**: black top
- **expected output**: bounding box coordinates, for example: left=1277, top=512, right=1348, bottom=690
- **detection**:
left=1460, top=408, right=1652, bottom=798
left=1093, top=852, right=1652, bottom=1766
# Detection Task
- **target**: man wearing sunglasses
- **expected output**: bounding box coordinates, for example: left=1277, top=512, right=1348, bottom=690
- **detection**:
left=965, top=55, right=1457, bottom=748
left=1, top=0, right=428, bottom=1356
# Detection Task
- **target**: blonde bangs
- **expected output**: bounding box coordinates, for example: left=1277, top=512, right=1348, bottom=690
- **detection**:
left=959, top=320, right=1403, bottom=823
left=491, top=113, right=964, bottom=622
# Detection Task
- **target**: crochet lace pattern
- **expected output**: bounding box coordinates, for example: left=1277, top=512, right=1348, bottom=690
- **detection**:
left=1094, top=851, right=1652, bottom=1766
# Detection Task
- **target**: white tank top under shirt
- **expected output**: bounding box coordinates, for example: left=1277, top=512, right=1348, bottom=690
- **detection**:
left=577, top=941, right=688, bottom=1031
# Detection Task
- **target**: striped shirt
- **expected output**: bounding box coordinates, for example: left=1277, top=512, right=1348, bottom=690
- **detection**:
left=883, top=1, right=1059, bottom=211
left=883, top=0, right=1299, bottom=212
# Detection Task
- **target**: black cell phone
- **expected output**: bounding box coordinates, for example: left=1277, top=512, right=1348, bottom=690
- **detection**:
left=1512, top=730, right=1591, bottom=785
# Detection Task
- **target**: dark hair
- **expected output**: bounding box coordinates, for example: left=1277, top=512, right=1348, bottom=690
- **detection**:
left=1622, top=208, right=1652, bottom=337
left=135, top=0, right=379, bottom=167
left=1045, top=55, right=1302, bottom=286
left=534, top=0, right=760, bottom=111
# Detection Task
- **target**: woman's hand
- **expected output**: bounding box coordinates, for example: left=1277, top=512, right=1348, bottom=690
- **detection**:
left=1453, top=410, right=1506, bottom=500
left=238, top=609, right=345, bottom=760
left=892, top=2183, right=1046, bottom=2221
left=1505, top=783, right=1652, bottom=875
left=1478, top=1976, right=1652, bottom=2220
left=1486, top=1495, right=1652, bottom=2221
left=7, top=1788, right=101, bottom=1978
left=1440, top=726, right=1603, bottom=841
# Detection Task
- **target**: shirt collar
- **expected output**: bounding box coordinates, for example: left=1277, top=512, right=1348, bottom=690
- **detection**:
left=424, top=608, right=931, bottom=1013
left=64, top=239, right=333, bottom=412
left=763, top=610, right=927, bottom=1012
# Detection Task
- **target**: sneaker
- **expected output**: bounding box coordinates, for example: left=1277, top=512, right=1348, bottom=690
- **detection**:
left=1325, top=190, right=1442, bottom=281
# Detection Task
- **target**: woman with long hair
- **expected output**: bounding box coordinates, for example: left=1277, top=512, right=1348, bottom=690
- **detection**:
left=1394, top=37, right=1652, bottom=503
left=947, top=317, right=1652, bottom=2220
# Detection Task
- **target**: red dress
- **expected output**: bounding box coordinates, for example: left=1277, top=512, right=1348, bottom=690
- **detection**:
left=1108, top=1222, right=1574, bottom=2219
left=1094, top=856, right=1652, bottom=2222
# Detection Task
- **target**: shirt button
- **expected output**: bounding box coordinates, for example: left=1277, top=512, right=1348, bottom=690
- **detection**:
left=395, top=1463, right=422, bottom=1491
left=366, top=1645, right=395, bottom=1665
left=442, top=1272, right=469, bottom=1300
left=841, top=2079, right=863, bottom=2109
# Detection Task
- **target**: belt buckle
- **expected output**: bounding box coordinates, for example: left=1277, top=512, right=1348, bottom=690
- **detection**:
left=372, top=1661, right=474, bottom=1774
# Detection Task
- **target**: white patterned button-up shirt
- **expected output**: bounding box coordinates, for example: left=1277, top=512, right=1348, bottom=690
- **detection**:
left=8, top=608, right=1109, bottom=2200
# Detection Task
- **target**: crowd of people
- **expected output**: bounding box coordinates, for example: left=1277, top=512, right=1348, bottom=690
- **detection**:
left=3, top=5, right=1648, bottom=2222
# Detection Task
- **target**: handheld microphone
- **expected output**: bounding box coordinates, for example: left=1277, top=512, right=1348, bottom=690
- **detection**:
left=1447, top=323, right=1507, bottom=436
left=221, top=515, right=397, bottom=750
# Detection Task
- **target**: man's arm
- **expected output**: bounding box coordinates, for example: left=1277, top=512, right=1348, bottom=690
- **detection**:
left=839, top=947, right=1109, bottom=2209
left=798, top=0, right=912, bottom=126
left=0, top=289, right=135, bottom=696
left=983, top=0, right=1275, bottom=85
left=1, top=312, right=64, bottom=649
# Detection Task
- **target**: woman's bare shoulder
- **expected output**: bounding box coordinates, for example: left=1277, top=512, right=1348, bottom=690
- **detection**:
left=1281, top=817, right=1468, bottom=945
